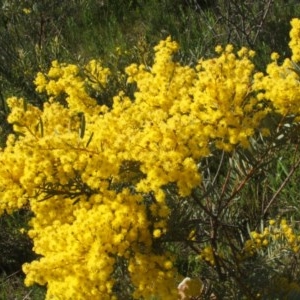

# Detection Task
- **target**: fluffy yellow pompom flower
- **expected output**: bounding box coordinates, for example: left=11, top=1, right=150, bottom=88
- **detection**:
left=290, top=18, right=300, bottom=62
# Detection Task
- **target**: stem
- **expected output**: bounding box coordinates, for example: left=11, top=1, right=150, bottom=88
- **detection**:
left=262, top=154, right=300, bottom=218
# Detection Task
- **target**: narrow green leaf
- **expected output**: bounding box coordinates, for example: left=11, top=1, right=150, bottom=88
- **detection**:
left=79, top=113, right=85, bottom=139
left=72, top=198, right=80, bottom=205
left=23, top=99, right=28, bottom=112
left=86, top=132, right=94, bottom=148
left=277, top=159, right=288, bottom=177
left=290, top=61, right=300, bottom=77
left=13, top=121, right=25, bottom=127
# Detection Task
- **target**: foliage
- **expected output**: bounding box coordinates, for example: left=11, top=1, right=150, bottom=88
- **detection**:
left=0, top=271, right=45, bottom=300
left=1, top=14, right=300, bottom=299
left=0, top=211, right=34, bottom=274
left=1, top=1, right=300, bottom=299
left=0, top=211, right=45, bottom=299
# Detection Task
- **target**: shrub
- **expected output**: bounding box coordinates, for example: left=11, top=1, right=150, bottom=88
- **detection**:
left=1, top=18, right=300, bottom=299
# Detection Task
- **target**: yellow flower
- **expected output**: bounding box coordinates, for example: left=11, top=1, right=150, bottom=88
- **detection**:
left=251, top=231, right=259, bottom=239
left=153, top=229, right=162, bottom=238
left=215, top=45, right=223, bottom=53
left=269, top=219, right=276, bottom=226
left=23, top=8, right=31, bottom=14
left=271, top=52, right=280, bottom=61
left=164, top=260, right=173, bottom=270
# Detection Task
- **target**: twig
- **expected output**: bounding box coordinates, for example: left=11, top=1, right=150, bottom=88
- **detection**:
left=23, top=289, right=33, bottom=300
left=262, top=155, right=300, bottom=218
left=0, top=270, right=20, bottom=284
left=253, top=0, right=274, bottom=45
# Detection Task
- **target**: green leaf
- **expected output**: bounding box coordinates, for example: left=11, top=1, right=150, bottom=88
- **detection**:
left=86, top=132, right=94, bottom=147
left=290, top=61, right=300, bottom=77
left=23, top=99, right=28, bottom=112
left=79, top=113, right=85, bottom=139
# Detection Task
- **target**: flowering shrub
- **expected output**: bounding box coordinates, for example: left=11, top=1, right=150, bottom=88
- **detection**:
left=242, top=219, right=300, bottom=259
left=1, top=18, right=300, bottom=299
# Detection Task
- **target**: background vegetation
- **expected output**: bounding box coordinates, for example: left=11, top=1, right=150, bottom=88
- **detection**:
left=1, top=0, right=300, bottom=298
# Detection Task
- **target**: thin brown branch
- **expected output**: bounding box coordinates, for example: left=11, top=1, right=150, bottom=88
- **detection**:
left=262, top=154, right=300, bottom=218
left=253, top=0, right=274, bottom=45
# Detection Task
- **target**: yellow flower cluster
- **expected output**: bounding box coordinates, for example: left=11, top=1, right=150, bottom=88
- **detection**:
left=1, top=57, right=179, bottom=299
left=192, top=44, right=266, bottom=151
left=253, top=18, right=300, bottom=117
left=128, top=253, right=177, bottom=299
left=125, top=36, right=268, bottom=202
left=23, top=189, right=170, bottom=299
left=0, top=18, right=300, bottom=300
left=22, top=8, right=31, bottom=14
left=290, top=18, right=300, bottom=63
left=242, top=219, right=300, bottom=259
left=35, top=60, right=109, bottom=115
left=199, top=246, right=216, bottom=266
left=84, top=59, right=111, bottom=92
left=243, top=227, right=271, bottom=258
left=279, top=219, right=300, bottom=252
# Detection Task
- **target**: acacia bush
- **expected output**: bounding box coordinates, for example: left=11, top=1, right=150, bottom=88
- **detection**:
left=1, top=16, right=300, bottom=299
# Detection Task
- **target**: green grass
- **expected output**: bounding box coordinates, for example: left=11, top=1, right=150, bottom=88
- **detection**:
left=0, top=211, right=46, bottom=299
left=0, top=272, right=45, bottom=300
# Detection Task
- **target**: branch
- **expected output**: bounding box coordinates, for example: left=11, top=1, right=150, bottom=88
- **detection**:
left=262, top=154, right=300, bottom=218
